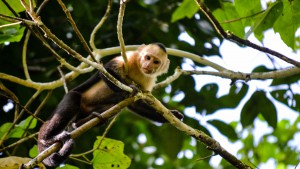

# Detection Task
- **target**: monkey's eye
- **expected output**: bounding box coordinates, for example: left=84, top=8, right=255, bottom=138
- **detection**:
left=153, top=60, right=160, bottom=64
left=145, top=55, right=151, bottom=60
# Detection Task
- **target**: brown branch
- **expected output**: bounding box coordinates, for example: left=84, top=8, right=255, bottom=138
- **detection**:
left=0, top=133, right=38, bottom=152
left=117, top=0, right=129, bottom=74
left=20, top=0, right=133, bottom=93
left=90, top=0, right=113, bottom=50
left=194, top=0, right=300, bottom=67
left=144, top=93, right=252, bottom=169
left=0, top=13, right=36, bottom=25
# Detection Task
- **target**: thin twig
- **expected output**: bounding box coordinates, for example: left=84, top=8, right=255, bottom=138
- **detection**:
left=90, top=0, right=113, bottom=50
left=57, top=66, right=68, bottom=93
left=221, top=10, right=264, bottom=24
left=0, top=133, right=38, bottom=152
left=194, top=0, right=300, bottom=67
left=117, top=0, right=129, bottom=74
left=0, top=13, right=36, bottom=26
left=22, top=30, right=32, bottom=80
left=0, top=21, right=22, bottom=28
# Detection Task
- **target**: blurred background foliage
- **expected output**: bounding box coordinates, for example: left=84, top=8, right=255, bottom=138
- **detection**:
left=1, top=0, right=300, bottom=168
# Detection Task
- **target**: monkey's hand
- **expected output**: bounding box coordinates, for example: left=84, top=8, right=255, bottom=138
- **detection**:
left=40, top=131, right=71, bottom=146
left=51, top=131, right=72, bottom=144
left=129, top=84, right=139, bottom=97
left=170, top=110, right=184, bottom=121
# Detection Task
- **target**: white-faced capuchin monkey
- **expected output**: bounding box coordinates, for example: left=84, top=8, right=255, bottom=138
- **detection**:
left=37, top=43, right=184, bottom=167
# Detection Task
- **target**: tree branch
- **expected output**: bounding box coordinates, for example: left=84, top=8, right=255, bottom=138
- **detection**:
left=117, top=0, right=129, bottom=74
left=90, top=0, right=113, bottom=51
left=194, top=0, right=300, bottom=67
left=143, top=93, right=252, bottom=169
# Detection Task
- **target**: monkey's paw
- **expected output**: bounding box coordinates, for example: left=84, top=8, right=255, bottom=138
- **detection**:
left=129, top=84, right=139, bottom=96
left=55, top=131, right=72, bottom=143
left=170, top=110, right=184, bottom=121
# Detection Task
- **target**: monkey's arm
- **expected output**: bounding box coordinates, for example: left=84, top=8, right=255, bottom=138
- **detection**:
left=128, top=100, right=184, bottom=123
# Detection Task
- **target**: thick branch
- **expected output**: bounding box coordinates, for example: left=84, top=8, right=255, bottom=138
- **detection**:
left=143, top=93, right=252, bottom=169
left=155, top=67, right=300, bottom=88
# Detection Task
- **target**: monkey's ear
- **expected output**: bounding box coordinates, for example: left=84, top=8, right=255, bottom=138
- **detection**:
left=160, top=58, right=170, bottom=74
left=137, top=44, right=146, bottom=52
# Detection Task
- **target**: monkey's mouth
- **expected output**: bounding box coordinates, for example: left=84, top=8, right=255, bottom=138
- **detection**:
left=143, top=68, right=153, bottom=74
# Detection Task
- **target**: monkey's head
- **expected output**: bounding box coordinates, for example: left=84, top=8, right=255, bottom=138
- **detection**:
left=138, top=43, right=170, bottom=77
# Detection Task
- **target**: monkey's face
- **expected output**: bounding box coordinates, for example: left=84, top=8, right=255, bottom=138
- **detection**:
left=140, top=54, right=162, bottom=74
left=140, top=45, right=168, bottom=75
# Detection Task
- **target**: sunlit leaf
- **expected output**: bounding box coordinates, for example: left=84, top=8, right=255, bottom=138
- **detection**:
left=0, top=123, right=12, bottom=139
left=252, top=1, right=283, bottom=40
left=92, top=137, right=131, bottom=169
left=213, top=2, right=245, bottom=38
left=171, top=0, right=198, bottom=22
left=274, top=0, right=300, bottom=50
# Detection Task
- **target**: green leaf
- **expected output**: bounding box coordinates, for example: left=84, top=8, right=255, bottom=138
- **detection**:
left=207, top=120, right=238, bottom=141
left=0, top=123, right=12, bottom=139
left=252, top=65, right=274, bottom=73
left=218, top=83, right=249, bottom=110
left=271, top=90, right=300, bottom=112
left=274, top=0, right=300, bottom=50
left=235, top=0, right=262, bottom=17
left=9, top=126, right=25, bottom=138
left=0, top=25, right=26, bottom=44
left=171, top=0, right=199, bottom=22
left=18, top=116, right=37, bottom=129
left=252, top=1, right=283, bottom=41
left=0, top=0, right=36, bottom=16
left=241, top=91, right=277, bottom=129
left=213, top=2, right=245, bottom=38
left=271, top=73, right=300, bottom=86
left=92, top=137, right=131, bottom=169
left=29, top=145, right=38, bottom=158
